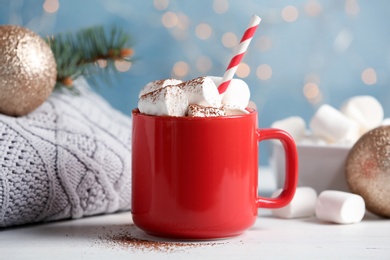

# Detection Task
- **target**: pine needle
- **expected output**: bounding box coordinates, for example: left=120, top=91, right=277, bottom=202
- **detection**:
left=45, top=25, right=134, bottom=89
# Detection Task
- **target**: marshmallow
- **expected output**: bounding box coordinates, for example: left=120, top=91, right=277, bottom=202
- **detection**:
left=271, top=187, right=317, bottom=219
left=187, top=104, right=226, bottom=117
left=315, top=190, right=365, bottom=224
left=299, top=134, right=328, bottom=146
left=340, top=96, right=384, bottom=135
left=310, top=104, right=360, bottom=144
left=271, top=116, right=306, bottom=142
left=138, top=85, right=188, bottom=116
left=178, top=77, right=222, bottom=108
left=382, top=118, right=390, bottom=126
left=224, top=106, right=249, bottom=116
left=207, top=76, right=250, bottom=109
left=139, top=78, right=182, bottom=98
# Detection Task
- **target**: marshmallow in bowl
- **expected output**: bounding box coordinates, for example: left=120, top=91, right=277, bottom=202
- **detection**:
left=340, top=96, right=384, bottom=135
left=310, top=104, right=360, bottom=144
left=271, top=187, right=317, bottom=219
left=315, top=190, right=365, bottom=224
left=139, top=78, right=182, bottom=98
left=187, top=104, right=226, bottom=117
left=138, top=85, right=188, bottom=116
left=178, top=77, right=222, bottom=108
left=207, top=76, right=250, bottom=110
left=271, top=116, right=306, bottom=142
left=271, top=96, right=384, bottom=146
left=298, top=134, right=328, bottom=146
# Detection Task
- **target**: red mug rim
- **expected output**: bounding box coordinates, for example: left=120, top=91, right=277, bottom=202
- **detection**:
left=131, top=108, right=256, bottom=120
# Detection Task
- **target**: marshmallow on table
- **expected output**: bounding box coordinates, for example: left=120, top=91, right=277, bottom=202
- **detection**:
left=271, top=187, right=317, bottom=219
left=271, top=116, right=306, bottom=142
left=310, top=104, right=360, bottom=144
left=139, top=78, right=182, bottom=98
left=207, top=76, right=250, bottom=110
left=188, top=104, right=226, bottom=117
left=138, top=85, right=188, bottom=116
left=340, top=96, right=384, bottom=135
left=315, top=190, right=365, bottom=224
left=178, top=77, right=222, bottom=108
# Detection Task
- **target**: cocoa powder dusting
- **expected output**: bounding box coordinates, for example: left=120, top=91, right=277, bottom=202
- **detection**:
left=178, top=77, right=205, bottom=92
left=187, top=104, right=226, bottom=117
left=96, top=224, right=227, bottom=253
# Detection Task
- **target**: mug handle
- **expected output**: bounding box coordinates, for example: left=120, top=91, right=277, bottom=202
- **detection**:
left=256, top=128, right=299, bottom=209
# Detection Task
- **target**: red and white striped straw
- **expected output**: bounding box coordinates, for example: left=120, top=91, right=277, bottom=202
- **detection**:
left=218, top=15, right=261, bottom=94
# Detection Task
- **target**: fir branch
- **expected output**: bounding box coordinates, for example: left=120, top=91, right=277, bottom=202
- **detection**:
left=45, top=25, right=134, bottom=89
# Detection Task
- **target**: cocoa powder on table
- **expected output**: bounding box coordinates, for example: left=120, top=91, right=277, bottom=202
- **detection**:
left=97, top=224, right=228, bottom=253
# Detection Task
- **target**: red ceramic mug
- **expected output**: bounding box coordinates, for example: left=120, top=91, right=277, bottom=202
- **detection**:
left=131, top=108, right=298, bottom=239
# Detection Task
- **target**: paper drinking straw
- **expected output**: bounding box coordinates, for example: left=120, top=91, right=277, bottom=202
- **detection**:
left=218, top=15, right=261, bottom=94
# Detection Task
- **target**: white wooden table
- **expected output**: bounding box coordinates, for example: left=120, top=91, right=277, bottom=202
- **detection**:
left=1, top=169, right=390, bottom=259
left=1, top=209, right=389, bottom=260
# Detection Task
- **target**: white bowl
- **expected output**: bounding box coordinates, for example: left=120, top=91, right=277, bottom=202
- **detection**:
left=269, top=141, right=352, bottom=193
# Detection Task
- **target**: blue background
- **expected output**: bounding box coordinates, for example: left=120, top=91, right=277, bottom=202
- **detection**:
left=1, top=0, right=389, bottom=165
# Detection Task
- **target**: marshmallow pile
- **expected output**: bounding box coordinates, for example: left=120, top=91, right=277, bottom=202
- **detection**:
left=271, top=96, right=385, bottom=145
left=271, top=187, right=366, bottom=224
left=138, top=76, right=250, bottom=117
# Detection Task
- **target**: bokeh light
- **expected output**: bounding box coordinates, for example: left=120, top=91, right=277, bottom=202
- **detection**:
left=361, top=68, right=377, bottom=85
left=303, top=82, right=323, bottom=104
left=172, top=61, right=189, bottom=78
left=221, top=32, right=238, bottom=48
left=195, top=23, right=212, bottom=40
left=256, top=64, right=272, bottom=80
left=213, top=0, right=229, bottom=14
left=333, top=29, right=353, bottom=53
left=236, top=63, right=250, bottom=78
left=154, top=0, right=169, bottom=11
left=304, top=74, right=322, bottom=104
left=43, top=0, right=59, bottom=13
left=303, top=82, right=320, bottom=99
left=162, top=11, right=179, bottom=28
left=177, top=13, right=190, bottom=30
left=114, top=60, right=132, bottom=72
left=281, top=5, right=299, bottom=22
left=97, top=59, right=107, bottom=68
left=304, top=0, right=322, bottom=17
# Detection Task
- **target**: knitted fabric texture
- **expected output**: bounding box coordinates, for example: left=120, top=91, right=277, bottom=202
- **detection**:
left=0, top=78, right=132, bottom=227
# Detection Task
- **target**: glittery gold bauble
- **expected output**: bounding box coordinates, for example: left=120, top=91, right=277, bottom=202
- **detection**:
left=345, top=126, right=390, bottom=218
left=0, top=25, right=57, bottom=116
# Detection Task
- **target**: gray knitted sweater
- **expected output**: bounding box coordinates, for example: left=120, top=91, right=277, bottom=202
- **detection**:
left=0, top=78, right=132, bottom=227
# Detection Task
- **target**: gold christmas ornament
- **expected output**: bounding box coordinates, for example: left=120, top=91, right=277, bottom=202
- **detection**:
left=0, top=25, right=57, bottom=116
left=345, top=125, right=390, bottom=218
